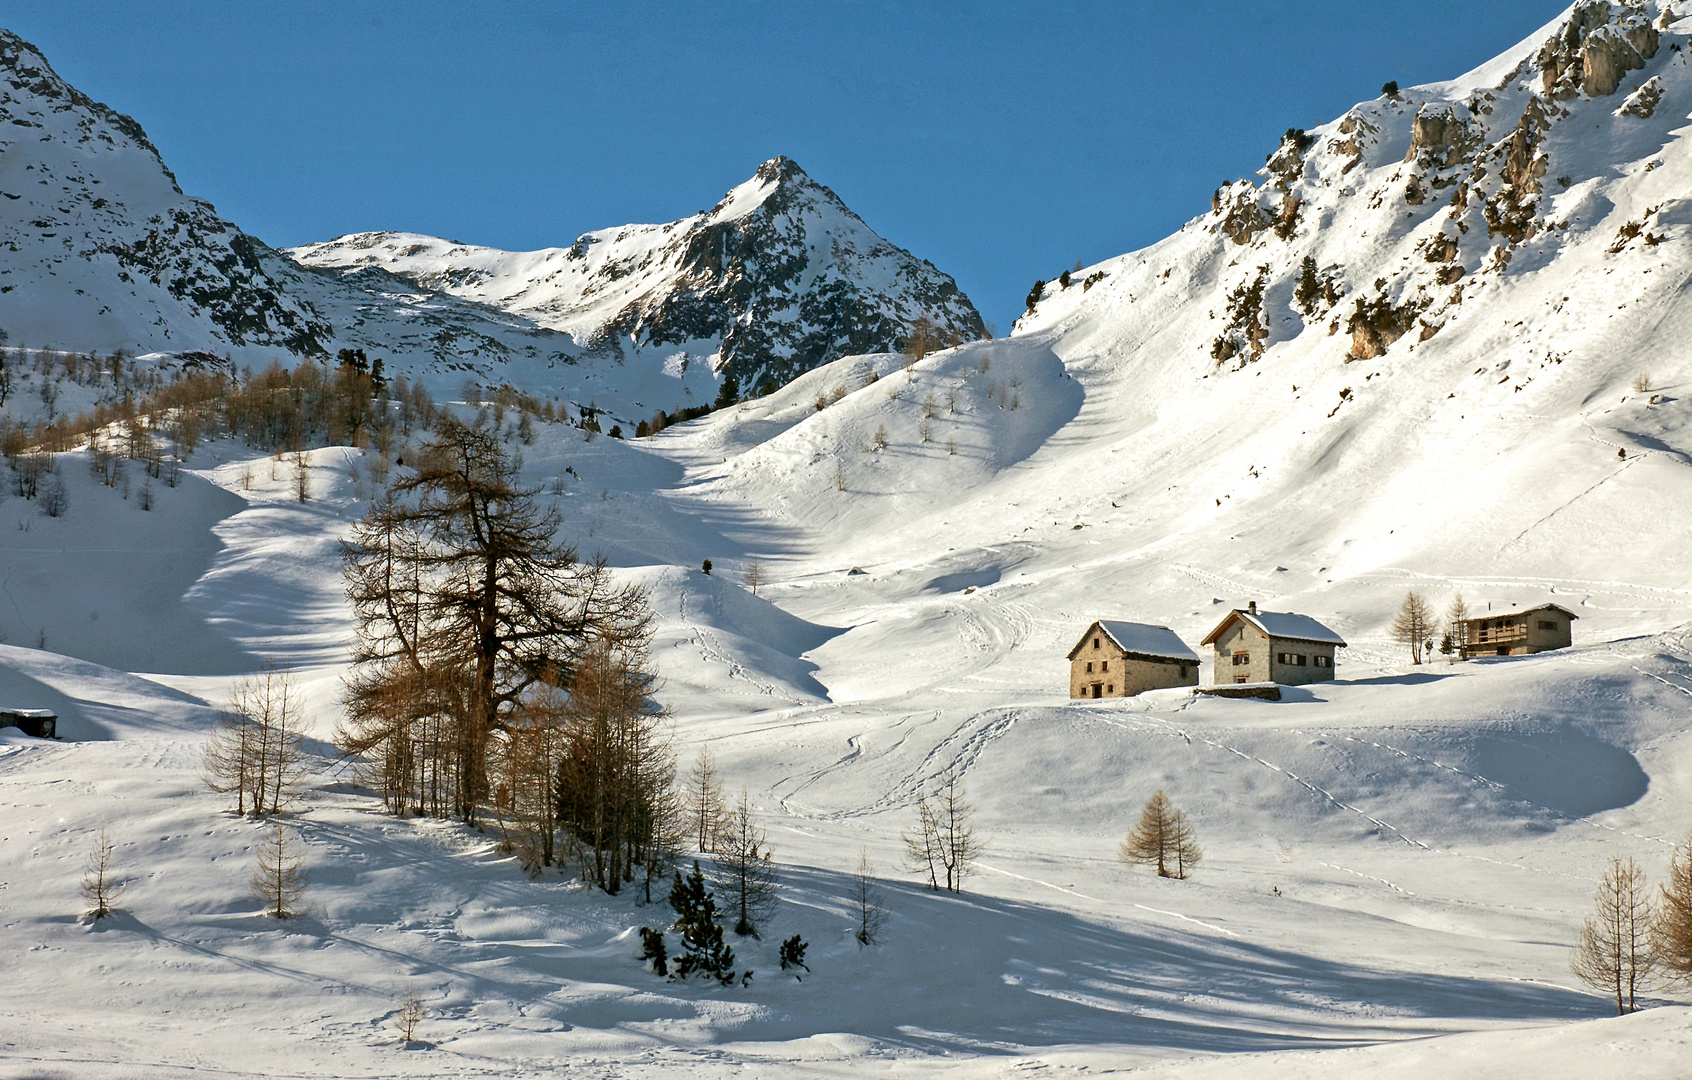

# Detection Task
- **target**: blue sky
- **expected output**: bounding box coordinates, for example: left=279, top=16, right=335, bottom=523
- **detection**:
left=9, top=1, right=1568, bottom=330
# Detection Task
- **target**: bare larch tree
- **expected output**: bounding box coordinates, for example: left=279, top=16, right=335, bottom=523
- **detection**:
left=1655, top=836, right=1692, bottom=987
left=203, top=664, right=307, bottom=817
left=1390, top=590, right=1437, bottom=665
left=686, top=746, right=727, bottom=854
left=553, top=636, right=675, bottom=894
left=852, top=847, right=890, bottom=946
left=1119, top=790, right=1203, bottom=879
left=80, top=828, right=121, bottom=920
left=1572, top=855, right=1655, bottom=1014
left=251, top=825, right=308, bottom=919
left=904, top=768, right=982, bottom=892
left=714, top=790, right=779, bottom=936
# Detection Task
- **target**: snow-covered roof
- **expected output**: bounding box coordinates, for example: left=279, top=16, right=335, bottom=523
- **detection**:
left=1071, top=620, right=1200, bottom=662
left=1458, top=603, right=1579, bottom=623
left=1201, top=609, right=1347, bottom=647
left=0, top=708, right=56, bottom=718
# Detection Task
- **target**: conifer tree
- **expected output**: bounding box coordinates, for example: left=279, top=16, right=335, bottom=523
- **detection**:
left=668, top=861, right=735, bottom=983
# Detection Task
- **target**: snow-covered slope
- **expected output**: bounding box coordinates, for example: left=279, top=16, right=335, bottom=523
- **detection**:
left=979, top=0, right=1692, bottom=632
left=288, top=156, right=986, bottom=393
left=9, top=3, right=1692, bottom=1078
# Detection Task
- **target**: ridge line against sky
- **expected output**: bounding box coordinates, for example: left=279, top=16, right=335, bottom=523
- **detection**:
left=7, top=1, right=1569, bottom=330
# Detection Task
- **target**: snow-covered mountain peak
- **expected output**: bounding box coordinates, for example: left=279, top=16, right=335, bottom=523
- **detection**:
left=291, top=155, right=986, bottom=392
left=0, top=30, right=983, bottom=417
left=710, top=154, right=812, bottom=221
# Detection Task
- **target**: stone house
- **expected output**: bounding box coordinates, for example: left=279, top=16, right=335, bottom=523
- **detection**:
left=1068, top=620, right=1200, bottom=699
left=1456, top=603, right=1576, bottom=659
left=1199, top=602, right=1346, bottom=686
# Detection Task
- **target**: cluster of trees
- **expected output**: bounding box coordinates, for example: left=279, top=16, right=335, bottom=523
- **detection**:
left=1572, top=842, right=1692, bottom=1014
left=337, top=417, right=668, bottom=893
left=1389, top=590, right=1477, bottom=665
left=203, top=666, right=308, bottom=817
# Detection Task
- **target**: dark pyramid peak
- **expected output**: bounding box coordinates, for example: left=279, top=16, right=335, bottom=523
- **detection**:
left=753, top=155, right=811, bottom=185
left=0, top=27, right=178, bottom=189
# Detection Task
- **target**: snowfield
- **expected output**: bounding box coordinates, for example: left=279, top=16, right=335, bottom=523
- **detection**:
left=6, top=1, right=1692, bottom=1076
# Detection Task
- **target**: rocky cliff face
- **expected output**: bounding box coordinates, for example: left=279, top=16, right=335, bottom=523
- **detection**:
left=1021, top=0, right=1690, bottom=370
left=0, top=28, right=582, bottom=381
left=0, top=29, right=330, bottom=355
left=290, top=157, right=987, bottom=392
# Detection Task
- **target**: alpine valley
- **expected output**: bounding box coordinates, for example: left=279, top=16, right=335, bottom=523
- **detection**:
left=5, top=5, right=1692, bottom=1080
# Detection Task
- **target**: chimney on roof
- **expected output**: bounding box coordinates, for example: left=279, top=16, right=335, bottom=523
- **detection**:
left=1248, top=600, right=1257, bottom=614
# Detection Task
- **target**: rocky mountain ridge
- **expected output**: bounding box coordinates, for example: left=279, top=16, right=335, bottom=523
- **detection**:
left=289, top=156, right=986, bottom=392
left=0, top=28, right=981, bottom=418
left=1019, top=1, right=1690, bottom=379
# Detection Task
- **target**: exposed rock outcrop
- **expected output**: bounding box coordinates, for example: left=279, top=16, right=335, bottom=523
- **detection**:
left=1405, top=104, right=1476, bottom=169
left=1346, top=290, right=1426, bottom=361
left=1539, top=2, right=1659, bottom=99
left=1618, top=75, right=1664, bottom=117
left=1212, top=181, right=1270, bottom=246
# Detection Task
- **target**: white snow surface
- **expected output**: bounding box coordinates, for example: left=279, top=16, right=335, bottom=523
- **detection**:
left=6, top=2, right=1692, bottom=1077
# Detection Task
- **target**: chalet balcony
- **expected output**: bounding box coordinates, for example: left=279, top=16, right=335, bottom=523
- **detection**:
left=1467, top=625, right=1528, bottom=646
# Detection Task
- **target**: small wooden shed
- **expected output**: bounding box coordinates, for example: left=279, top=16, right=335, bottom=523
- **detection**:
left=1068, top=620, right=1200, bottom=699
left=1200, top=602, right=1346, bottom=687
left=1456, top=603, right=1576, bottom=658
left=0, top=709, right=58, bottom=739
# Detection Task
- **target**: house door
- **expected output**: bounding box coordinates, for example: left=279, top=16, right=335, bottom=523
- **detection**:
left=1092, top=684, right=1102, bottom=699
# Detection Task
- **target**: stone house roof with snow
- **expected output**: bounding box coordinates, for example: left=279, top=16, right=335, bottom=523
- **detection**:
left=1067, top=620, right=1200, bottom=699
left=1067, top=620, right=1200, bottom=662
left=1199, top=605, right=1348, bottom=648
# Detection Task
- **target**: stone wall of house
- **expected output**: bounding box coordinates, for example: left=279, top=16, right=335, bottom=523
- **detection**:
left=1212, top=622, right=1272, bottom=684
left=1070, top=632, right=1198, bottom=698
left=1071, top=631, right=1127, bottom=697
left=1268, top=643, right=1339, bottom=685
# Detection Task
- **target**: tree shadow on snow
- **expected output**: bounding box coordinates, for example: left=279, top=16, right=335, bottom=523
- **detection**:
left=697, top=864, right=1608, bottom=1056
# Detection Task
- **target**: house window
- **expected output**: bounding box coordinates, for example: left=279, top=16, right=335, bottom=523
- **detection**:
left=1106, top=684, right=1114, bottom=693
left=1296, top=654, right=1306, bottom=666
left=1538, top=620, right=1555, bottom=631
left=1101, top=660, right=1108, bottom=671
left=1093, top=638, right=1100, bottom=649
left=1233, top=651, right=1249, bottom=666
left=1085, top=661, right=1093, bottom=672
left=1235, top=675, right=1248, bottom=684
left=1180, top=665, right=1188, bottom=678
left=1314, top=655, right=1331, bottom=668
